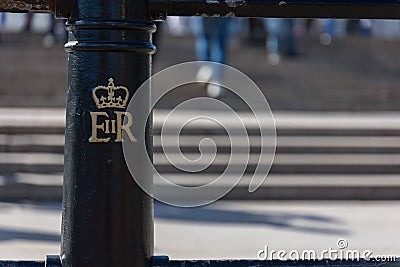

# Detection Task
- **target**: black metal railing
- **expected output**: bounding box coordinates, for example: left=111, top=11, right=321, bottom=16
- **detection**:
left=1, top=256, right=400, bottom=266
left=155, top=0, right=400, bottom=19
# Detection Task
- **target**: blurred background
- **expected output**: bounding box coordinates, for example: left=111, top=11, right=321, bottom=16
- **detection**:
left=0, top=14, right=400, bottom=260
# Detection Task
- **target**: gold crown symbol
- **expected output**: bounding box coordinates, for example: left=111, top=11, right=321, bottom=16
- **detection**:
left=92, top=78, right=129, bottom=109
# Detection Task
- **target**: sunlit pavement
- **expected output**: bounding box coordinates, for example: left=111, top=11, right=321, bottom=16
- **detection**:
left=0, top=200, right=398, bottom=260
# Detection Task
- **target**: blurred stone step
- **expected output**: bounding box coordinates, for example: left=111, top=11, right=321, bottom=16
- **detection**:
left=165, top=128, right=400, bottom=137
left=154, top=153, right=400, bottom=174
left=2, top=151, right=400, bottom=176
left=2, top=108, right=400, bottom=135
left=0, top=134, right=64, bottom=153
left=154, top=110, right=400, bottom=130
left=153, top=110, right=400, bottom=136
left=157, top=174, right=400, bottom=200
left=0, top=108, right=65, bottom=134
left=0, top=153, right=63, bottom=173
left=0, top=172, right=63, bottom=201
left=154, top=135, right=400, bottom=154
left=0, top=172, right=63, bottom=186
left=161, top=173, right=400, bottom=187
left=2, top=133, right=400, bottom=154
left=2, top=173, right=400, bottom=201
left=155, top=153, right=400, bottom=165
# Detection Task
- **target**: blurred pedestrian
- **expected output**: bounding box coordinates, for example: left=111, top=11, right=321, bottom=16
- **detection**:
left=43, top=15, right=67, bottom=48
left=319, top=19, right=347, bottom=45
left=0, top=13, right=5, bottom=43
left=166, top=16, right=192, bottom=36
left=193, top=17, right=231, bottom=98
left=24, top=14, right=34, bottom=32
left=263, top=18, right=297, bottom=65
left=372, top=19, right=400, bottom=39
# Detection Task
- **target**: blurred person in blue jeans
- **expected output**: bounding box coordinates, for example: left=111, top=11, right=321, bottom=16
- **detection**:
left=193, top=17, right=231, bottom=97
left=0, top=13, right=5, bottom=43
left=319, top=19, right=347, bottom=45
left=263, top=18, right=297, bottom=65
left=43, top=15, right=68, bottom=48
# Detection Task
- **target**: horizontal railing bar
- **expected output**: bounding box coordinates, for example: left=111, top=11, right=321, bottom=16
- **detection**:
left=161, top=0, right=400, bottom=19
left=0, top=0, right=53, bottom=13
left=1, top=0, right=400, bottom=18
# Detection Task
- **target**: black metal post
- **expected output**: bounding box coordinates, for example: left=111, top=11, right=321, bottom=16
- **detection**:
left=61, top=1, right=155, bottom=267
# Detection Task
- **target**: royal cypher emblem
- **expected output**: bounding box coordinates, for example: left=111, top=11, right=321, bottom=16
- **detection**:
left=89, top=78, right=136, bottom=143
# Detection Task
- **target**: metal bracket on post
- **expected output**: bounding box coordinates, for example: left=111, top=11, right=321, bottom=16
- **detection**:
left=149, top=0, right=167, bottom=21
left=53, top=0, right=75, bottom=18
left=153, top=256, right=170, bottom=267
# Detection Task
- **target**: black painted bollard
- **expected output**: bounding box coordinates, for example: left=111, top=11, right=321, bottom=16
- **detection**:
left=61, top=0, right=155, bottom=267
left=2, top=0, right=155, bottom=266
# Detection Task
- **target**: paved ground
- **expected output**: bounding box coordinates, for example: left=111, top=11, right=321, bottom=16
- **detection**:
left=0, top=200, right=399, bottom=260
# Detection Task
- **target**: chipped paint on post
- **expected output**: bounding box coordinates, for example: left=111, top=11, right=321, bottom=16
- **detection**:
left=206, top=0, right=219, bottom=4
left=0, top=0, right=51, bottom=13
left=225, top=0, right=245, bottom=8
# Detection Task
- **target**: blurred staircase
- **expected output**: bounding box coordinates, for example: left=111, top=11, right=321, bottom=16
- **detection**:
left=0, top=108, right=64, bottom=200
left=1, top=108, right=400, bottom=200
